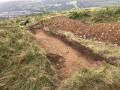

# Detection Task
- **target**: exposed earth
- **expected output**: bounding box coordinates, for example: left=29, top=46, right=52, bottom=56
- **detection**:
left=32, top=29, right=102, bottom=80
left=46, top=16, right=120, bottom=45
left=30, top=16, right=120, bottom=80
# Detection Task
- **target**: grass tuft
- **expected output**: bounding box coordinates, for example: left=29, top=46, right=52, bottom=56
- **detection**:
left=58, top=64, right=120, bottom=90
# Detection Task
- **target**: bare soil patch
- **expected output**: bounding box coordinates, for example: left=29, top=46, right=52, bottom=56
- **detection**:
left=46, top=16, right=120, bottom=45
left=32, top=29, right=101, bottom=80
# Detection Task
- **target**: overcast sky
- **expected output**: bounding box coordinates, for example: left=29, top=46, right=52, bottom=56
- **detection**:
left=0, top=0, right=17, bottom=3
left=0, top=0, right=14, bottom=2
left=0, top=0, right=36, bottom=3
left=0, top=0, right=42, bottom=3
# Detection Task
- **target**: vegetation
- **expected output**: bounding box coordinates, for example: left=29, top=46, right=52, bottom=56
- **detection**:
left=76, top=38, right=120, bottom=65
left=0, top=0, right=120, bottom=15
left=58, top=65, right=120, bottom=90
left=44, top=25, right=120, bottom=89
left=0, top=24, right=56, bottom=89
left=0, top=6, right=120, bottom=90
left=44, top=29, right=120, bottom=90
left=69, top=6, right=120, bottom=23
left=44, top=29, right=120, bottom=66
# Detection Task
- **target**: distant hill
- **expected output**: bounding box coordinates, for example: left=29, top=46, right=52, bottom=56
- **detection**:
left=0, top=0, right=120, bottom=18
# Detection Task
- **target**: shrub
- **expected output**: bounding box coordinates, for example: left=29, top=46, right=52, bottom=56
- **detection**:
left=69, top=6, right=120, bottom=23
left=69, top=10, right=90, bottom=19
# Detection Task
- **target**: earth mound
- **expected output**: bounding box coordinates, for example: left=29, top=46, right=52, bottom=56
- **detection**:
left=46, top=16, right=120, bottom=45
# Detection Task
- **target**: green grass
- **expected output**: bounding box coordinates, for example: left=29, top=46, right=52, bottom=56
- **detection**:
left=58, top=64, right=120, bottom=90
left=0, top=6, right=120, bottom=90
left=42, top=8, right=120, bottom=89
left=0, top=12, right=65, bottom=90
left=53, top=28, right=120, bottom=90
left=69, top=6, right=120, bottom=23
left=0, top=12, right=60, bottom=28
left=76, top=38, right=120, bottom=64
left=57, top=31, right=120, bottom=90
left=44, top=28, right=120, bottom=66
left=64, top=31, right=120, bottom=65
left=0, top=27, right=56, bottom=90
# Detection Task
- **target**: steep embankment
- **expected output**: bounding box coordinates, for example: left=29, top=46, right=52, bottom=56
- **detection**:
left=32, top=29, right=102, bottom=80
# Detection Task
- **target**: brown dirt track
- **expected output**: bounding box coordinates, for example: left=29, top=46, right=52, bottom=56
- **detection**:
left=46, top=16, right=120, bottom=45
left=32, top=29, right=101, bottom=80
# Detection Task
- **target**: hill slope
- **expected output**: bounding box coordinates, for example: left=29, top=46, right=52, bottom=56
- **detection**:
left=0, top=6, right=120, bottom=90
left=0, top=26, right=56, bottom=90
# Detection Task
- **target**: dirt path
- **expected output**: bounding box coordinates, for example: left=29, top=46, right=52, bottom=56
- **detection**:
left=33, top=29, right=101, bottom=80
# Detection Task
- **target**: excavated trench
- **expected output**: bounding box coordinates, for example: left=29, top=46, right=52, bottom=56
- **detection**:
left=32, top=29, right=102, bottom=80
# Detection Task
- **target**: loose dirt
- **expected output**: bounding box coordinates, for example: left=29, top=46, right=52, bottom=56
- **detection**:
left=33, top=29, right=101, bottom=80
left=46, top=16, right=120, bottom=45
left=46, top=16, right=86, bottom=33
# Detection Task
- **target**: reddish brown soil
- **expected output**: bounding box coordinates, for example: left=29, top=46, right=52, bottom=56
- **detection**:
left=46, top=16, right=120, bottom=45
left=46, top=16, right=86, bottom=33
left=33, top=29, right=101, bottom=80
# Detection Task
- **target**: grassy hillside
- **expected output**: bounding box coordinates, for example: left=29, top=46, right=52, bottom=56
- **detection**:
left=0, top=24, right=56, bottom=89
left=58, top=65, right=120, bottom=90
left=0, top=6, right=120, bottom=90
left=69, top=6, right=120, bottom=23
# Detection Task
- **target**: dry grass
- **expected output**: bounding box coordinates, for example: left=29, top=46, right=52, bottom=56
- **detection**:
left=0, top=27, right=56, bottom=90
left=44, top=28, right=120, bottom=65
left=58, top=64, right=120, bottom=90
left=0, top=6, right=120, bottom=90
